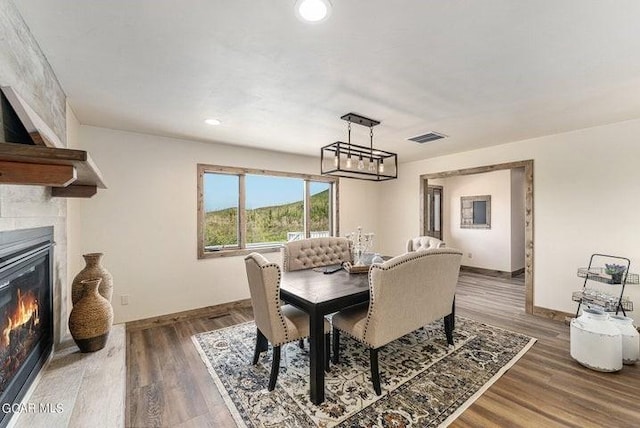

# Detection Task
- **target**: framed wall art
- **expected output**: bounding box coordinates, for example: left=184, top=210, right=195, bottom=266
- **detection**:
left=461, top=195, right=491, bottom=229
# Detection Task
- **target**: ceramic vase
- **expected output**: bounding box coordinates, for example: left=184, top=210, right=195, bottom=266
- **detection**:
left=570, top=308, right=622, bottom=372
left=609, top=315, right=639, bottom=364
left=72, top=253, right=113, bottom=304
left=69, top=278, right=113, bottom=353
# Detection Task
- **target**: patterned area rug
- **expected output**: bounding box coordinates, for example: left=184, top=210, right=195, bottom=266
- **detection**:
left=192, top=317, right=536, bottom=427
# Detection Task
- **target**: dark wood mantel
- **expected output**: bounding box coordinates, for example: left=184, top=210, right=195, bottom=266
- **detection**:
left=0, top=142, right=107, bottom=198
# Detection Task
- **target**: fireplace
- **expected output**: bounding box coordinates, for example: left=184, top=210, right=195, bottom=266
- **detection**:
left=0, top=227, right=53, bottom=428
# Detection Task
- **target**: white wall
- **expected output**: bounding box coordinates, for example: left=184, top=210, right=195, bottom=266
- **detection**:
left=72, top=126, right=379, bottom=323
left=430, top=170, right=525, bottom=273
left=377, top=118, right=640, bottom=322
left=510, top=168, right=526, bottom=272
left=438, top=170, right=512, bottom=272
left=72, top=118, right=640, bottom=324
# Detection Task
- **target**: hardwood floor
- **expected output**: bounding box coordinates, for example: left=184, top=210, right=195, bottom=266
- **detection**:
left=127, top=273, right=640, bottom=427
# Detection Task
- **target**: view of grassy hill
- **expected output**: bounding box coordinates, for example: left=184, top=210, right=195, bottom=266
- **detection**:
left=204, top=190, right=329, bottom=247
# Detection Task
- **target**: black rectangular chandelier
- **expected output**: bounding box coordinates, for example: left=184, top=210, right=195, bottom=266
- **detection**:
left=320, top=113, right=398, bottom=181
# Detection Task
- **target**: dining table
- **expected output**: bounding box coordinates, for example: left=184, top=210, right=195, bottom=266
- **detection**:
left=279, top=265, right=370, bottom=405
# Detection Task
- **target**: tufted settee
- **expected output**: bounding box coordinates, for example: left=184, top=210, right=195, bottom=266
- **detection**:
left=282, top=237, right=352, bottom=272
left=406, top=236, right=445, bottom=252
left=331, top=248, right=463, bottom=395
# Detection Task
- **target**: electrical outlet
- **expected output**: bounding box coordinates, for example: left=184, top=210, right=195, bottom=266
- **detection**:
left=120, top=294, right=130, bottom=305
left=468, top=253, right=473, bottom=259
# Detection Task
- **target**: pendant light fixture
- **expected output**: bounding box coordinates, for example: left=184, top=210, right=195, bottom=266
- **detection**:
left=321, top=113, right=398, bottom=181
left=345, top=121, right=353, bottom=168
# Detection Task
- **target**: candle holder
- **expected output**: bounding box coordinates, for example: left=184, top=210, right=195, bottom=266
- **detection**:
left=346, top=226, right=374, bottom=266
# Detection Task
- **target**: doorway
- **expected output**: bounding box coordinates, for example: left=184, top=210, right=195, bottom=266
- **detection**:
left=425, top=185, right=443, bottom=240
left=420, top=160, right=534, bottom=314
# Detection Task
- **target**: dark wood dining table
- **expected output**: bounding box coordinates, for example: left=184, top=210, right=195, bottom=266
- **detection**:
left=280, top=266, right=370, bottom=405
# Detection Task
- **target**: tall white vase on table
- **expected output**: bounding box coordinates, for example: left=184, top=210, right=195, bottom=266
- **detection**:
left=570, top=308, right=622, bottom=372
left=609, top=315, right=639, bottom=364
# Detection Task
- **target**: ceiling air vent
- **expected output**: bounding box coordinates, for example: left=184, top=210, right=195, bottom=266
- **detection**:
left=408, top=131, right=447, bottom=144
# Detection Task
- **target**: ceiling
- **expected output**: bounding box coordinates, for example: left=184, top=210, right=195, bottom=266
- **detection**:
left=15, top=0, right=640, bottom=162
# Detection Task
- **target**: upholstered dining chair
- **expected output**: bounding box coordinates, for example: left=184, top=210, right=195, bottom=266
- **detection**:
left=331, top=248, right=463, bottom=395
left=406, top=236, right=445, bottom=252
left=244, top=252, right=331, bottom=391
left=282, top=237, right=352, bottom=272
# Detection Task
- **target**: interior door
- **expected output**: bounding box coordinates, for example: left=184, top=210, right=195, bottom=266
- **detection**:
left=426, top=185, right=443, bottom=240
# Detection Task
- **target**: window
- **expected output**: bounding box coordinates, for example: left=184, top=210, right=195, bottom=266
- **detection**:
left=246, top=175, right=304, bottom=247
left=198, top=164, right=338, bottom=258
left=202, top=173, right=239, bottom=249
left=460, top=195, right=491, bottom=229
left=309, top=181, right=331, bottom=238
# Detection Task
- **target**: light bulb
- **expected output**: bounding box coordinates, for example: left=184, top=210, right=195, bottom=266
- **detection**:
left=357, top=156, right=365, bottom=170
left=295, top=0, right=331, bottom=23
left=346, top=155, right=352, bottom=168
left=379, top=159, right=385, bottom=173
left=368, top=159, right=376, bottom=172
left=333, top=154, right=339, bottom=168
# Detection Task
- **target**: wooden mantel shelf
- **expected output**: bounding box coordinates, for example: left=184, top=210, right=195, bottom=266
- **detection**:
left=0, top=142, right=107, bottom=198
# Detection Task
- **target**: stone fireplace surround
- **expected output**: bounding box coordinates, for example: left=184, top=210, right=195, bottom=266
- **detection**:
left=1, top=2, right=124, bottom=426
left=0, top=192, right=125, bottom=428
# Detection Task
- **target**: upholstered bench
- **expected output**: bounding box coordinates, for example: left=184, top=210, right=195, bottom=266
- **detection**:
left=282, top=237, right=352, bottom=272
left=406, top=236, right=445, bottom=252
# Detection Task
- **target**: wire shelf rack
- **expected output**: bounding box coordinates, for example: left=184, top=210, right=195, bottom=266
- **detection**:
left=577, top=267, right=639, bottom=285
left=572, top=290, right=633, bottom=313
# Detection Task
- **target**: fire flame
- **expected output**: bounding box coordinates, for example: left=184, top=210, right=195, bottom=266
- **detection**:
left=1, top=289, right=40, bottom=348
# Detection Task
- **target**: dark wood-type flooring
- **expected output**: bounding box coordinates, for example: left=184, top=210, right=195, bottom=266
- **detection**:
left=127, top=272, right=640, bottom=427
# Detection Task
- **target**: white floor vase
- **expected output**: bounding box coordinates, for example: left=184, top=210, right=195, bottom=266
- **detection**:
left=570, top=308, right=622, bottom=372
left=610, top=315, right=640, bottom=365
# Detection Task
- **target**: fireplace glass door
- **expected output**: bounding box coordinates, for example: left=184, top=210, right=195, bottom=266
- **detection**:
left=0, top=228, right=53, bottom=427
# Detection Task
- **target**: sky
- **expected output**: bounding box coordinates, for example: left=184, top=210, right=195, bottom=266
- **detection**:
left=204, top=174, right=329, bottom=211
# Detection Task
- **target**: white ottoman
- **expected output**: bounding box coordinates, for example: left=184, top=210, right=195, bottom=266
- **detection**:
left=570, top=308, right=622, bottom=372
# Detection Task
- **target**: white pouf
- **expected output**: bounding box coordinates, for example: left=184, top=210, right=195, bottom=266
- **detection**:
left=570, top=308, right=622, bottom=372
left=610, top=315, right=639, bottom=365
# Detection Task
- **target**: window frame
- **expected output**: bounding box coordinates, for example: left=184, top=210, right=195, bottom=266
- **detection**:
left=197, top=164, right=339, bottom=259
left=460, top=195, right=491, bottom=229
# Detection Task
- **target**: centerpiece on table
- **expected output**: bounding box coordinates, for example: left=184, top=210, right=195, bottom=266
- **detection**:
left=346, top=226, right=374, bottom=266
left=344, top=227, right=383, bottom=273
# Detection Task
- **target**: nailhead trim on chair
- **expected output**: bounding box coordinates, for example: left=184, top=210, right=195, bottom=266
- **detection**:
left=259, top=261, right=291, bottom=346
left=360, top=248, right=463, bottom=346
left=373, top=248, right=462, bottom=272
left=247, top=253, right=330, bottom=349
left=259, top=260, right=330, bottom=347
left=361, top=272, right=377, bottom=347
left=282, top=247, right=290, bottom=273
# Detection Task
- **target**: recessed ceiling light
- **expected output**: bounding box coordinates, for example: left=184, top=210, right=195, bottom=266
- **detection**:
left=204, top=118, right=221, bottom=126
left=295, top=0, right=332, bottom=23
